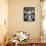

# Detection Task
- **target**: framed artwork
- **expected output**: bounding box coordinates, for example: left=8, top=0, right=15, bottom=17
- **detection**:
left=24, top=7, right=35, bottom=21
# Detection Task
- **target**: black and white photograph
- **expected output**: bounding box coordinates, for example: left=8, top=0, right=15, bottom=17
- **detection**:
left=24, top=7, right=35, bottom=21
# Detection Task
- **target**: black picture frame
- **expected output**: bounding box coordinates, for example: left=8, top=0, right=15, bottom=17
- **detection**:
left=24, top=7, right=35, bottom=21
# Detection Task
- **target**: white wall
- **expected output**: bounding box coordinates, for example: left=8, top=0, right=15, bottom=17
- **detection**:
left=8, top=0, right=41, bottom=39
